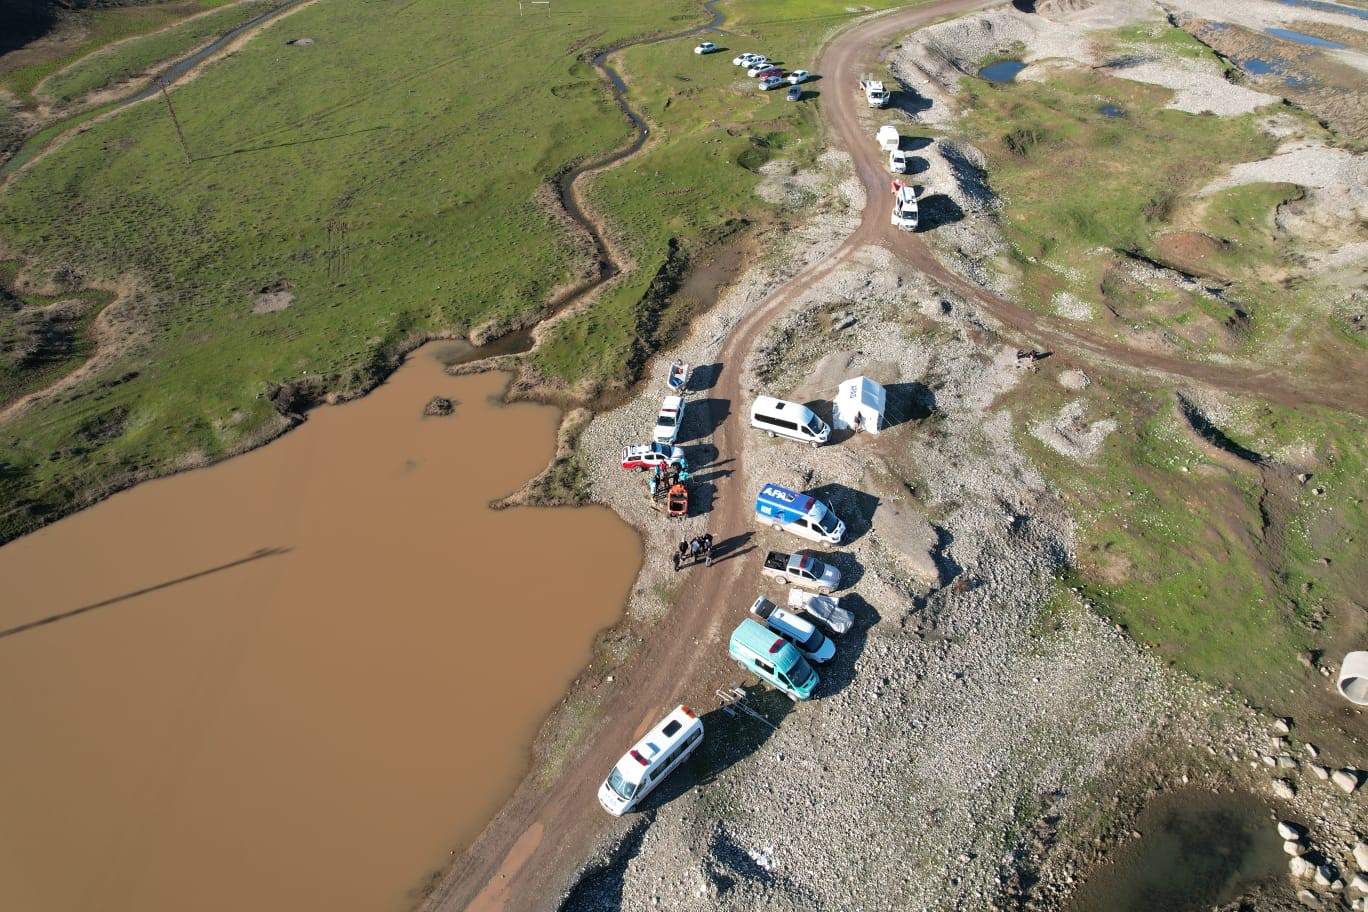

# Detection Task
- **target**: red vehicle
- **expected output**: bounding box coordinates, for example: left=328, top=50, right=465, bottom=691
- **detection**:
left=621, top=442, right=686, bottom=472
left=753, top=66, right=783, bottom=80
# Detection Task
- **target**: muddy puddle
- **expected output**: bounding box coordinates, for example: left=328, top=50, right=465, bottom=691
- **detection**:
left=979, top=60, right=1025, bottom=82
left=0, top=346, right=640, bottom=912
left=1067, top=790, right=1285, bottom=912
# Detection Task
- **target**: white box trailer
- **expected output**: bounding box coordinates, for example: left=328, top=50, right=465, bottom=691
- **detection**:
left=876, top=124, right=900, bottom=151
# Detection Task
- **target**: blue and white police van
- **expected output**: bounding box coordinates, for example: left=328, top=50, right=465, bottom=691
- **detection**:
left=754, top=483, right=845, bottom=545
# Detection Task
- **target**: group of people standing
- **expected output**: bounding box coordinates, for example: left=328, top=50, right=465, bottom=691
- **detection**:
left=674, top=534, right=714, bottom=571
left=651, top=462, right=688, bottom=498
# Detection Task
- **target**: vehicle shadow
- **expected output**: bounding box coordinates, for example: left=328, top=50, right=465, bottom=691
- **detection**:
left=916, top=193, right=965, bottom=231
left=680, top=396, right=731, bottom=444
left=808, top=483, right=880, bottom=544
left=883, top=381, right=935, bottom=428
left=689, top=362, right=723, bottom=392
left=891, top=89, right=932, bottom=117
left=904, top=154, right=930, bottom=175
left=558, top=812, right=654, bottom=912
left=687, top=479, right=717, bottom=517
left=814, top=592, right=879, bottom=698
left=647, top=683, right=794, bottom=811
left=810, top=548, right=864, bottom=590
left=899, top=135, right=934, bottom=152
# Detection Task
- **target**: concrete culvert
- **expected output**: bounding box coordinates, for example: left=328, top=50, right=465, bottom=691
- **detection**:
left=1339, top=651, right=1368, bottom=705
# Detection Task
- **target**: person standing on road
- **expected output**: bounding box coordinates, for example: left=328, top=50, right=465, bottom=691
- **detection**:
left=703, top=533, right=714, bottom=567
left=689, top=537, right=701, bottom=564
left=678, top=540, right=689, bottom=564
left=673, top=548, right=681, bottom=572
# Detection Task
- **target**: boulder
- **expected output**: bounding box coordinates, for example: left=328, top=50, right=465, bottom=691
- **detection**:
left=1278, top=755, right=1299, bottom=769
left=1310, top=763, right=1331, bottom=780
left=1332, top=768, right=1363, bottom=794
left=1285, top=840, right=1307, bottom=856
left=1316, top=864, right=1337, bottom=887
left=1279, top=821, right=1306, bottom=840
left=1305, top=742, right=1320, bottom=758
left=1275, top=717, right=1293, bottom=734
left=1350, top=873, right=1368, bottom=893
left=1272, top=778, right=1297, bottom=800
left=1354, top=843, right=1368, bottom=872
left=1296, top=887, right=1318, bottom=906
left=1291, top=856, right=1315, bottom=879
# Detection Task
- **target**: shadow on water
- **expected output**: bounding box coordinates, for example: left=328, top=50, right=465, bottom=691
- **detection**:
left=1067, top=791, right=1286, bottom=912
left=0, top=547, right=293, bottom=641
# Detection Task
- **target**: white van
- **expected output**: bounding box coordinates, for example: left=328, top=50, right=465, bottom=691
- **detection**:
left=750, top=396, right=829, bottom=448
left=597, top=705, right=703, bottom=816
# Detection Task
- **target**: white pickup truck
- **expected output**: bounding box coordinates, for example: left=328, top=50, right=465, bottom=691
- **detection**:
left=860, top=78, right=890, bottom=108
left=760, top=550, right=841, bottom=593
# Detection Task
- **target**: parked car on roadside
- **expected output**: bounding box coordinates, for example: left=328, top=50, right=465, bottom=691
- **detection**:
left=694, top=41, right=718, bottom=55
left=653, top=396, right=686, bottom=445
left=787, top=69, right=810, bottom=84
left=733, top=52, right=761, bottom=66
left=747, top=62, right=778, bottom=78
left=760, top=75, right=786, bottom=91
left=786, top=86, right=802, bottom=102
left=621, top=442, right=686, bottom=472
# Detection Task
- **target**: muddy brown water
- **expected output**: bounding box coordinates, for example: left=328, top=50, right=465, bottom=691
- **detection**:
left=0, top=345, right=640, bottom=912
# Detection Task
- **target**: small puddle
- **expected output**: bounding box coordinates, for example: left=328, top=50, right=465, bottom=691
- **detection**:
left=1067, top=790, right=1285, bottom=912
left=1275, top=0, right=1368, bottom=21
left=979, top=60, right=1026, bottom=83
left=1099, top=104, right=1125, bottom=118
left=0, top=345, right=641, bottom=912
left=1265, top=27, right=1346, bottom=48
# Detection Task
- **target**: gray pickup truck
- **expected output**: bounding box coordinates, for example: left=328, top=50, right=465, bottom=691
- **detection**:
left=760, top=550, right=841, bottom=593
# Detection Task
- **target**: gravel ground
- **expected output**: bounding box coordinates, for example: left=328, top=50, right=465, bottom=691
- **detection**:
left=557, top=4, right=1368, bottom=909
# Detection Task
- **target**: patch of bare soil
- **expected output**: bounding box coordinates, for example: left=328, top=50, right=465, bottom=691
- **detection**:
left=1155, top=231, right=1231, bottom=277
left=251, top=279, right=294, bottom=313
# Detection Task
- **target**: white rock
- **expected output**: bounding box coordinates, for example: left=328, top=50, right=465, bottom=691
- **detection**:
left=1350, top=873, right=1368, bottom=893
left=1291, top=856, right=1315, bottom=878
left=1272, top=778, right=1297, bottom=799
left=1332, top=768, right=1363, bottom=794
left=1310, top=763, right=1330, bottom=779
left=1296, top=887, right=1318, bottom=906
left=1305, top=743, right=1320, bottom=758
left=1317, top=864, right=1337, bottom=887
left=1275, top=717, right=1292, bottom=734
left=1278, top=755, right=1299, bottom=769
left=1278, top=821, right=1306, bottom=840
left=1355, top=843, right=1368, bottom=872
left=1285, top=840, right=1307, bottom=856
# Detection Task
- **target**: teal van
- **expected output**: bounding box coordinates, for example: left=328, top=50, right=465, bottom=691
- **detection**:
left=729, top=618, right=819, bottom=701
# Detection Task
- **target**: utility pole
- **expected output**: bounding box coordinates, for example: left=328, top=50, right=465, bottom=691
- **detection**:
left=158, top=80, right=191, bottom=163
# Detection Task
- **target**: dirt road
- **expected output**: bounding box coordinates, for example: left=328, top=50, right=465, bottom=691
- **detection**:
left=424, top=2, right=1367, bottom=910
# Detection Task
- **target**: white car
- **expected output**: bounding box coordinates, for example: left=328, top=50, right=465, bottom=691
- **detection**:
left=653, top=396, right=686, bottom=445
left=746, top=61, right=775, bottom=78
left=787, top=70, right=810, bottom=85
left=759, top=75, right=786, bottom=91
left=733, top=52, right=761, bottom=66
left=694, top=41, right=718, bottom=55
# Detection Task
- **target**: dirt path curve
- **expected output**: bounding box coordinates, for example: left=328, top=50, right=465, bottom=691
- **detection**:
left=425, top=3, right=1365, bottom=911
left=820, top=2, right=1368, bottom=417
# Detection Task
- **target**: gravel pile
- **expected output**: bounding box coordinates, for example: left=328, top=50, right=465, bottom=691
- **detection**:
left=564, top=233, right=1219, bottom=910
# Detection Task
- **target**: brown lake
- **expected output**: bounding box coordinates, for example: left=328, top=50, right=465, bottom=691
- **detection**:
left=0, top=345, right=640, bottom=912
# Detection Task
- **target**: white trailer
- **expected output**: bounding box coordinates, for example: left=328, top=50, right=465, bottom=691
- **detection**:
left=876, top=124, right=900, bottom=152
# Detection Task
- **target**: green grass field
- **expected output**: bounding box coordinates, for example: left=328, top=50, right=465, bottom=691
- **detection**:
left=949, top=23, right=1354, bottom=356
left=36, top=0, right=286, bottom=111
left=0, top=0, right=918, bottom=541
left=1015, top=371, right=1367, bottom=718
left=1, top=0, right=244, bottom=103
